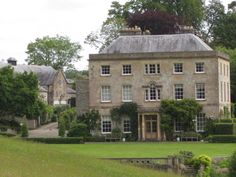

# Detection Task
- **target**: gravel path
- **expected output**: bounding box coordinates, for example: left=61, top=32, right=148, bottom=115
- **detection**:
left=29, top=122, right=59, bottom=138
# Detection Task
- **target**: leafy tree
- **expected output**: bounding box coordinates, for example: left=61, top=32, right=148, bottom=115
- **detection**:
left=202, top=0, right=225, bottom=43
left=26, top=35, right=81, bottom=70
left=67, top=122, right=89, bottom=137
left=21, top=123, right=29, bottom=137
left=160, top=99, right=202, bottom=140
left=127, top=10, right=180, bottom=34
left=58, top=116, right=65, bottom=137
left=0, top=66, right=40, bottom=118
left=77, top=110, right=100, bottom=132
left=212, top=12, right=236, bottom=49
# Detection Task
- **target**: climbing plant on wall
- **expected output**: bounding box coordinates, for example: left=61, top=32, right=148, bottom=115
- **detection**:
left=110, top=102, right=138, bottom=140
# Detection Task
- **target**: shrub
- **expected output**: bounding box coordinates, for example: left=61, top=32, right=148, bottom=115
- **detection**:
left=213, top=123, right=235, bottom=135
left=21, top=123, right=28, bottom=137
left=67, top=122, right=89, bottom=137
left=26, top=137, right=84, bottom=144
left=207, top=135, right=236, bottom=143
left=178, top=151, right=194, bottom=165
left=111, top=128, right=122, bottom=138
left=77, top=110, right=100, bottom=132
left=59, top=108, right=77, bottom=130
left=58, top=117, right=65, bottom=137
left=229, top=151, right=236, bottom=177
left=0, top=132, right=16, bottom=137
left=84, top=136, right=105, bottom=142
left=191, top=155, right=211, bottom=177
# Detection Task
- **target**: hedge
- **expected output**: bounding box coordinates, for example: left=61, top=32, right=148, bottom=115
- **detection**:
left=26, top=137, right=84, bottom=144
left=213, top=123, right=236, bottom=135
left=207, top=135, right=236, bottom=143
left=0, top=132, right=16, bottom=137
left=84, top=136, right=106, bottom=142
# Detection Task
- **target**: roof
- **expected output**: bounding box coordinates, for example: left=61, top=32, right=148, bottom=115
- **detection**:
left=0, top=64, right=57, bottom=86
left=100, top=33, right=212, bottom=54
left=67, top=87, right=76, bottom=94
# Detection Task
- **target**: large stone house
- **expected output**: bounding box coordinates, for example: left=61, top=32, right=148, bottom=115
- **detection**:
left=1, top=58, right=76, bottom=106
left=78, top=33, right=230, bottom=141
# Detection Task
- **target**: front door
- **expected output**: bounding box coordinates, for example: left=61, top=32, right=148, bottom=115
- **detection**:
left=145, top=115, right=158, bottom=140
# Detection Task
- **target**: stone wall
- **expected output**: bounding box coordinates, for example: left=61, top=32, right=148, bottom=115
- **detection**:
left=76, top=79, right=89, bottom=115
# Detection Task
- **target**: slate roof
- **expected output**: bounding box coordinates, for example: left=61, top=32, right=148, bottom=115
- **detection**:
left=0, top=64, right=57, bottom=86
left=101, top=33, right=212, bottom=54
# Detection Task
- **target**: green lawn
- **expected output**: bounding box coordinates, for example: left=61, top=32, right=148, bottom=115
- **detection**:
left=0, top=136, right=180, bottom=177
left=53, top=142, right=236, bottom=158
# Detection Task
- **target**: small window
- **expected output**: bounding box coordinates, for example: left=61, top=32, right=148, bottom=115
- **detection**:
left=101, top=86, right=111, bottom=102
left=196, top=83, right=205, bottom=100
left=195, top=62, right=204, bottom=73
left=123, top=117, right=131, bottom=133
left=122, top=85, right=132, bottom=102
left=173, top=63, right=183, bottom=73
left=122, top=65, right=132, bottom=75
left=196, top=113, right=206, bottom=132
left=144, top=64, right=160, bottom=74
left=174, top=84, right=183, bottom=100
left=101, top=65, right=110, bottom=76
left=101, top=116, right=112, bottom=133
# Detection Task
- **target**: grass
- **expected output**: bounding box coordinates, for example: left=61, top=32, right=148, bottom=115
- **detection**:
left=53, top=142, right=236, bottom=158
left=0, top=136, right=180, bottom=177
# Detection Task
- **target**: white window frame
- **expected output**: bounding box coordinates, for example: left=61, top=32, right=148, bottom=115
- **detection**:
left=174, top=119, right=183, bottom=132
left=101, top=86, right=111, bottom=102
left=123, top=117, right=131, bottom=133
left=195, top=83, right=205, bottom=100
left=144, top=64, right=160, bottom=75
left=101, top=116, right=112, bottom=134
left=145, top=86, right=161, bottom=101
left=122, top=65, right=132, bottom=75
left=173, top=63, right=183, bottom=74
left=101, top=65, right=110, bottom=76
left=122, top=85, right=132, bottom=102
left=174, top=84, right=183, bottom=100
left=196, top=113, right=206, bottom=132
left=195, top=62, right=205, bottom=73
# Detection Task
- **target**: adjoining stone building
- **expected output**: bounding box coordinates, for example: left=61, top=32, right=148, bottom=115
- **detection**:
left=0, top=58, right=76, bottom=106
left=82, top=33, right=230, bottom=141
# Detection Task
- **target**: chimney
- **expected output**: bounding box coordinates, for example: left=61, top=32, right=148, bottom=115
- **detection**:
left=7, top=57, right=17, bottom=66
left=119, top=26, right=142, bottom=36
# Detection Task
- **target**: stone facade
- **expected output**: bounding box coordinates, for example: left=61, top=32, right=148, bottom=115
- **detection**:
left=87, top=34, right=230, bottom=140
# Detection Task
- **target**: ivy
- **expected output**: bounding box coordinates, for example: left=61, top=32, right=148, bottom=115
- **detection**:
left=110, top=103, right=138, bottom=140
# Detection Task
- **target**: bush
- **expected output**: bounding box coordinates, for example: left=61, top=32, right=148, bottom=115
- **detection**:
left=59, top=108, right=77, bottom=130
left=191, top=155, right=211, bottom=177
left=111, top=128, right=122, bottom=138
left=213, top=123, right=235, bottom=135
left=207, top=135, right=236, bottom=143
left=229, top=151, right=236, bottom=177
left=21, top=123, right=28, bottom=137
left=67, top=122, right=89, bottom=137
left=58, top=117, right=65, bottom=137
left=26, top=137, right=84, bottom=144
left=84, top=136, right=105, bottom=142
left=0, top=132, right=16, bottom=137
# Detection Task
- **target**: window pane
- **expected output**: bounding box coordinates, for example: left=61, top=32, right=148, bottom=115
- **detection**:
left=101, top=116, right=112, bottom=133
left=101, top=86, right=111, bottom=102
left=149, top=87, right=156, bottom=100
left=101, top=65, right=110, bottom=75
left=174, top=63, right=183, bottom=73
left=175, top=84, right=183, bottom=100
left=196, top=113, right=206, bottom=132
left=149, top=64, right=156, bottom=74
left=122, top=85, right=132, bottom=101
left=123, top=65, right=132, bottom=75
left=156, top=64, right=160, bottom=74
left=196, top=83, right=205, bottom=100
left=175, top=119, right=183, bottom=132
left=196, top=62, right=204, bottom=73
left=123, top=118, right=131, bottom=132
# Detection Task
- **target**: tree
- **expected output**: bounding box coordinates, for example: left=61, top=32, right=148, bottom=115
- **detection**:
left=127, top=10, right=180, bottom=35
left=201, top=0, right=225, bottom=43
left=26, top=35, right=81, bottom=70
left=85, top=0, right=204, bottom=51
left=212, top=12, right=236, bottom=49
left=0, top=66, right=40, bottom=118
left=78, top=110, right=100, bottom=132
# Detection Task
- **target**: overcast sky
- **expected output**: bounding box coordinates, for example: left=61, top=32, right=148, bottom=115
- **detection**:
left=0, top=0, right=232, bottom=70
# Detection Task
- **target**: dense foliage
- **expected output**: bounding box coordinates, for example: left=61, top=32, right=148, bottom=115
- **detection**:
left=160, top=99, right=202, bottom=140
left=0, top=66, right=42, bottom=119
left=67, top=122, right=89, bottom=138
left=229, top=151, right=236, bottom=177
left=77, top=110, right=100, bottom=132
left=26, top=35, right=81, bottom=70
left=110, top=102, right=138, bottom=140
